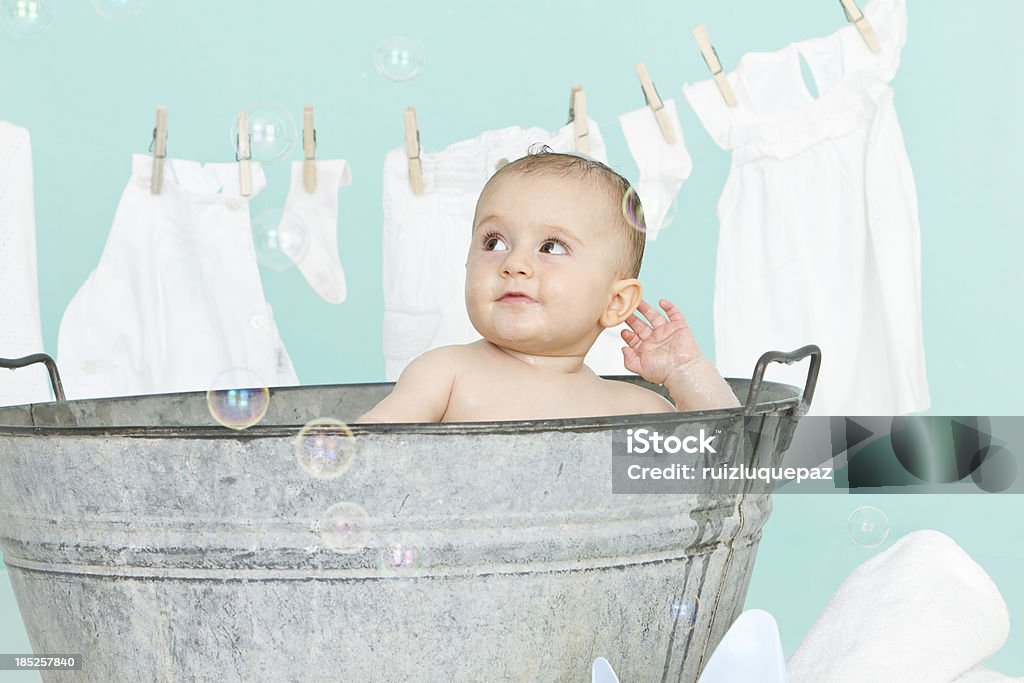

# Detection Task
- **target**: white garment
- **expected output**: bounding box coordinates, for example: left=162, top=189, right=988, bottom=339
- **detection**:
left=280, top=159, right=352, bottom=304
left=787, top=530, right=1009, bottom=683
left=0, top=122, right=51, bottom=406
left=58, top=154, right=298, bottom=400
left=954, top=668, right=1024, bottom=683
left=698, top=610, right=788, bottom=683
left=618, top=99, right=692, bottom=241
left=954, top=671, right=1024, bottom=679
left=683, top=0, right=929, bottom=415
left=381, top=119, right=632, bottom=381
left=592, top=657, right=621, bottom=683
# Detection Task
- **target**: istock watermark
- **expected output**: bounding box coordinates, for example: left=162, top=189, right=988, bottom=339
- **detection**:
left=610, top=416, right=1024, bottom=495
left=625, top=428, right=717, bottom=455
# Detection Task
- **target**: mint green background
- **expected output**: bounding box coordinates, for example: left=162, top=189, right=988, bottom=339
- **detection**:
left=1, top=1, right=1022, bottom=679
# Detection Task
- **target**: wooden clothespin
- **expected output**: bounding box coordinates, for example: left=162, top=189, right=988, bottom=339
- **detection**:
left=236, top=111, right=253, bottom=197
left=404, top=106, right=424, bottom=196
left=692, top=25, right=738, bottom=107
left=302, top=105, right=317, bottom=193
left=567, top=84, right=590, bottom=154
left=635, top=62, right=677, bottom=144
left=149, top=106, right=168, bottom=195
left=839, top=0, right=881, bottom=53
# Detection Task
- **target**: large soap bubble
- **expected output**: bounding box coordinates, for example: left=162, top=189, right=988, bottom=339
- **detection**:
left=230, top=104, right=297, bottom=165
left=374, top=36, right=425, bottom=82
left=1, top=0, right=54, bottom=36
left=206, top=367, right=271, bottom=430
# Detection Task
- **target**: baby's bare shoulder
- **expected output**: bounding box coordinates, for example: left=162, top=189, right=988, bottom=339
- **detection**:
left=354, top=344, right=482, bottom=424
left=603, top=379, right=677, bottom=414
left=418, top=344, right=474, bottom=366
left=409, top=343, right=495, bottom=382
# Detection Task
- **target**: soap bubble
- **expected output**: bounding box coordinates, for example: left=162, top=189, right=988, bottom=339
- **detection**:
left=318, top=502, right=370, bottom=553
left=376, top=533, right=431, bottom=577
left=230, top=104, right=297, bottom=165
left=252, top=208, right=307, bottom=271
left=665, top=594, right=700, bottom=632
left=295, top=418, right=357, bottom=479
left=847, top=506, right=889, bottom=547
left=1, top=0, right=53, bottom=35
left=92, top=0, right=142, bottom=20
left=206, top=368, right=270, bottom=430
left=621, top=186, right=646, bottom=234
left=374, top=36, right=425, bottom=82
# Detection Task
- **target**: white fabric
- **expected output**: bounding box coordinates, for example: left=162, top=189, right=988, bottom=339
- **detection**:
left=787, top=530, right=1010, bottom=683
left=698, top=609, right=788, bottom=683
left=381, top=119, right=632, bottom=381
left=683, top=0, right=929, bottom=415
left=281, top=159, right=352, bottom=304
left=700, top=610, right=786, bottom=679
left=618, top=99, right=692, bottom=241
left=591, top=657, right=621, bottom=683
left=0, top=121, right=51, bottom=406
left=57, top=154, right=298, bottom=400
left=954, top=668, right=1024, bottom=682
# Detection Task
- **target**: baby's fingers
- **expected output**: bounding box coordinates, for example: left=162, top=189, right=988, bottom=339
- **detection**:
left=624, top=313, right=653, bottom=340
left=659, top=299, right=689, bottom=325
left=637, top=299, right=667, bottom=328
left=621, top=328, right=642, bottom=348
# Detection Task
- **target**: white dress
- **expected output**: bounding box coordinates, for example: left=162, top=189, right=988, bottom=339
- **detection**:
left=0, top=121, right=51, bottom=406
left=683, top=0, right=929, bottom=415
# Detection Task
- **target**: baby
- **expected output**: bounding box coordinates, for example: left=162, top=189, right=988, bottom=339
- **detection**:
left=357, top=149, right=739, bottom=423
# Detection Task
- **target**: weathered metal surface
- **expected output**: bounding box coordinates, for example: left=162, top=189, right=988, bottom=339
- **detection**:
left=0, top=378, right=803, bottom=682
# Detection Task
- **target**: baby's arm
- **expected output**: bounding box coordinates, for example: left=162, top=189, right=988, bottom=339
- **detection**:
left=354, top=348, right=457, bottom=423
left=662, top=356, right=740, bottom=412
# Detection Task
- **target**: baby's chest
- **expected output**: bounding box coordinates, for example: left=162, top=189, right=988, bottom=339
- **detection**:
left=443, top=371, right=614, bottom=422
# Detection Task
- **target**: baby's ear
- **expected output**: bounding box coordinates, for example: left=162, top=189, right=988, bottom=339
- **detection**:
left=600, top=278, right=643, bottom=327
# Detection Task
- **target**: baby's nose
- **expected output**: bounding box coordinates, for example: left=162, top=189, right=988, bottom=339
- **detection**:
left=501, top=251, right=533, bottom=277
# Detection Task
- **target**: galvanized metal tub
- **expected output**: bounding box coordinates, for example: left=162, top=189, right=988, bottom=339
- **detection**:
left=0, top=349, right=819, bottom=682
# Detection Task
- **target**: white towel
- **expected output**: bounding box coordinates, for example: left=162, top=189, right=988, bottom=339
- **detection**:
left=954, top=668, right=1024, bottom=683
left=788, top=530, right=1009, bottom=683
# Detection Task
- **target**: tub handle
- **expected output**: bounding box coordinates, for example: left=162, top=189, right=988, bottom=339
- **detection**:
left=0, top=353, right=66, bottom=402
left=743, top=345, right=821, bottom=416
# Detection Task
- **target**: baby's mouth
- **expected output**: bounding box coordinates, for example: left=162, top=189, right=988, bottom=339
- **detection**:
left=498, top=292, right=537, bottom=303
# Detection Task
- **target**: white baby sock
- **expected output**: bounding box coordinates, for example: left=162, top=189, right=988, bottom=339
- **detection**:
left=280, top=159, right=352, bottom=303
left=618, top=98, right=692, bottom=241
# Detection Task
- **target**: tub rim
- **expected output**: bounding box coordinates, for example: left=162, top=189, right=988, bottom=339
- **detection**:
left=0, top=377, right=802, bottom=438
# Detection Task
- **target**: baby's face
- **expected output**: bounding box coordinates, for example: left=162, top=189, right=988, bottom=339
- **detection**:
left=465, top=172, right=626, bottom=356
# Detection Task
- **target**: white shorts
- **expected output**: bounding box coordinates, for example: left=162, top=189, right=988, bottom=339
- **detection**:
left=58, top=154, right=298, bottom=400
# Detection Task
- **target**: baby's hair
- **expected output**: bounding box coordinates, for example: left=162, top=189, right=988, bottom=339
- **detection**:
left=484, top=145, right=647, bottom=279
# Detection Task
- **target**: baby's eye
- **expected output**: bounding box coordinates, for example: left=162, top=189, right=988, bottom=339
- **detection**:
left=482, top=233, right=508, bottom=251
left=540, top=239, right=568, bottom=255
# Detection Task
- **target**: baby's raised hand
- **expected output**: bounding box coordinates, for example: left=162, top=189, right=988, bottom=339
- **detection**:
left=621, top=299, right=704, bottom=385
